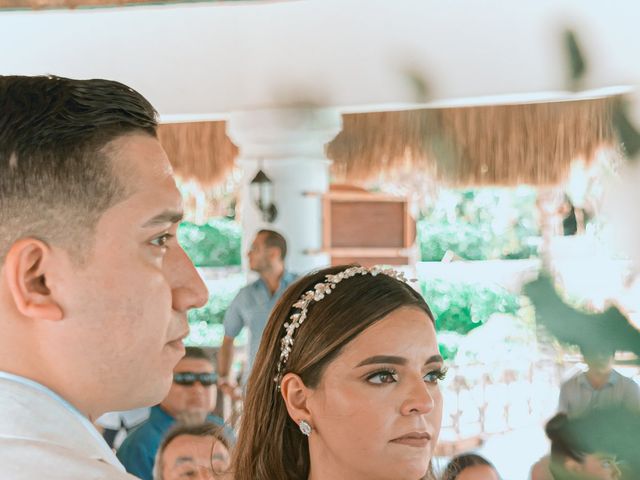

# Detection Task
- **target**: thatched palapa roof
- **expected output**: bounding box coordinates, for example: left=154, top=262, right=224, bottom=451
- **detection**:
left=157, top=121, right=238, bottom=186
left=0, top=0, right=226, bottom=8
left=158, top=97, right=616, bottom=187
left=328, top=98, right=615, bottom=186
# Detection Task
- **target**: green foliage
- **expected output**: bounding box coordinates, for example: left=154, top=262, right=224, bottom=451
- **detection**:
left=187, top=286, right=238, bottom=325
left=564, top=29, right=587, bottom=91
left=421, top=279, right=522, bottom=335
left=185, top=271, right=247, bottom=347
left=417, top=188, right=539, bottom=261
left=613, top=97, right=640, bottom=160
left=186, top=271, right=245, bottom=325
left=437, top=336, right=460, bottom=362
left=185, top=322, right=249, bottom=348
left=524, top=275, right=640, bottom=356
left=183, top=266, right=525, bottom=358
left=178, top=219, right=242, bottom=267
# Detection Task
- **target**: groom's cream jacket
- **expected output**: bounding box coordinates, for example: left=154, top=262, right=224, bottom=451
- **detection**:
left=0, top=372, right=138, bottom=479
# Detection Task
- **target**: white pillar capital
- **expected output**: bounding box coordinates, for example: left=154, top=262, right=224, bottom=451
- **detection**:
left=227, top=108, right=342, bottom=275
left=227, top=107, right=342, bottom=159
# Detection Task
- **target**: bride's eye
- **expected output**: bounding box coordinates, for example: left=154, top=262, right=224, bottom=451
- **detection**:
left=424, top=367, right=448, bottom=384
left=366, top=369, right=399, bottom=384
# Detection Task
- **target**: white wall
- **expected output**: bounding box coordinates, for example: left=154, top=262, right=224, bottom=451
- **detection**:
left=1, top=0, right=639, bottom=119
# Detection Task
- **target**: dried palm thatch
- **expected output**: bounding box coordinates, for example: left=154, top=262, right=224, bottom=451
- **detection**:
left=327, top=97, right=616, bottom=186
left=156, top=98, right=614, bottom=188
left=157, top=121, right=238, bottom=186
left=1, top=0, right=185, bottom=8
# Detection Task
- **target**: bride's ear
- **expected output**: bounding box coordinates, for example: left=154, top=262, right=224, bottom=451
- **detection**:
left=280, top=372, right=313, bottom=425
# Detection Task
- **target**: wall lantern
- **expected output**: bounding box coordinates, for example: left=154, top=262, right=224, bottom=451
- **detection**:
left=250, top=169, right=278, bottom=223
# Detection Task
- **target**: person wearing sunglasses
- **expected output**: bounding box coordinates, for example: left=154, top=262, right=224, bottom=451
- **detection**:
left=117, top=347, right=224, bottom=480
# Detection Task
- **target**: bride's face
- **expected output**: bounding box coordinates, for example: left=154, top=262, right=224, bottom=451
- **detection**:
left=305, top=306, right=444, bottom=480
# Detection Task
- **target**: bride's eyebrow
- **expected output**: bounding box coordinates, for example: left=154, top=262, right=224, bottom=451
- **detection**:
left=356, top=355, right=406, bottom=367
left=424, top=354, right=444, bottom=365
left=355, top=354, right=443, bottom=368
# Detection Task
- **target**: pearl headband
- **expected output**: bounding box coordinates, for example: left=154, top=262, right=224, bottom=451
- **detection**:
left=274, top=265, right=413, bottom=389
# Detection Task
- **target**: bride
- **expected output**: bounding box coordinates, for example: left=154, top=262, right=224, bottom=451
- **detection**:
left=230, top=265, right=445, bottom=480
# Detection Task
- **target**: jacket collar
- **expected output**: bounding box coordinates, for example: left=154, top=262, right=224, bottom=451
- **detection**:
left=0, top=372, right=124, bottom=470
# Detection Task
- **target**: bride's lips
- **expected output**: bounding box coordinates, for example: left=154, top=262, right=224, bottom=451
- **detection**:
left=390, top=431, right=432, bottom=448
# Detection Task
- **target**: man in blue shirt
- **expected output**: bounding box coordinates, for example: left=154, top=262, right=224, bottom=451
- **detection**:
left=558, top=346, right=640, bottom=418
left=117, top=347, right=224, bottom=480
left=217, top=230, right=297, bottom=392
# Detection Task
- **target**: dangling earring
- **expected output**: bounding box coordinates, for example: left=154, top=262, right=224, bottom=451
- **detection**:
left=298, top=419, right=312, bottom=436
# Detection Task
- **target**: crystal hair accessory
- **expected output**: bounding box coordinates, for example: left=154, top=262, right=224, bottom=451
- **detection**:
left=274, top=265, right=413, bottom=389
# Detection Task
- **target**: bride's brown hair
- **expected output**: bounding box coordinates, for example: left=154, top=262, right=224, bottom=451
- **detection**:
left=230, top=265, right=437, bottom=480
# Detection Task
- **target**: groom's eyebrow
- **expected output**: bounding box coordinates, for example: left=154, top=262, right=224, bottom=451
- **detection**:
left=142, top=210, right=183, bottom=228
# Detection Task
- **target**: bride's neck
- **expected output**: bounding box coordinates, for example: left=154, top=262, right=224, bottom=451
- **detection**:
left=307, top=450, right=371, bottom=480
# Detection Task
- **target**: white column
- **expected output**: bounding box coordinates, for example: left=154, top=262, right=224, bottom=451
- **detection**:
left=227, top=108, right=342, bottom=275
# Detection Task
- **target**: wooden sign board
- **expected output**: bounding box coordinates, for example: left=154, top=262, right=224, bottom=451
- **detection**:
left=322, top=185, right=415, bottom=267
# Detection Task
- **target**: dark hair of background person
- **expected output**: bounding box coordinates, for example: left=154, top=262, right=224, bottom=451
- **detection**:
left=230, top=264, right=436, bottom=480
left=579, top=344, right=614, bottom=359
left=258, top=229, right=287, bottom=260
left=544, top=410, right=631, bottom=480
left=0, top=75, right=158, bottom=263
left=184, top=346, right=212, bottom=363
left=546, top=413, right=589, bottom=465
left=441, top=453, right=496, bottom=480
left=153, top=422, right=231, bottom=480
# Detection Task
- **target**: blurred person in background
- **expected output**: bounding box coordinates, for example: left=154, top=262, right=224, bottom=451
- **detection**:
left=96, top=408, right=151, bottom=450
left=544, top=412, right=621, bottom=480
left=118, top=347, right=223, bottom=480
left=153, top=422, right=231, bottom=480
left=217, top=229, right=297, bottom=394
left=558, top=346, right=640, bottom=418
left=442, top=453, right=500, bottom=480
